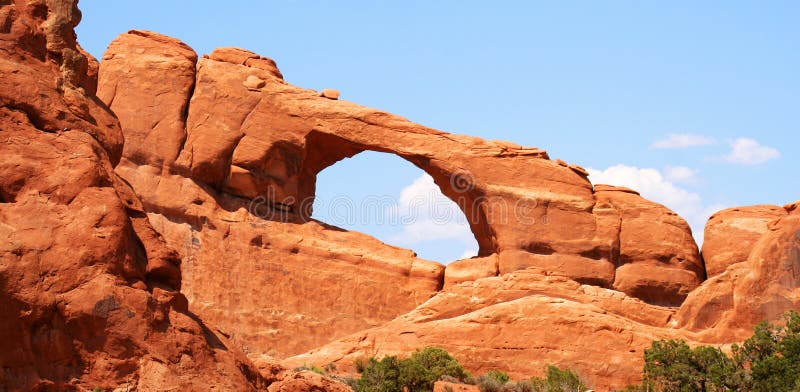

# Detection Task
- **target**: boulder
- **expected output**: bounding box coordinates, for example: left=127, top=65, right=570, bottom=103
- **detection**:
left=702, top=205, right=787, bottom=278
left=677, top=202, right=800, bottom=341
left=320, top=89, right=340, bottom=99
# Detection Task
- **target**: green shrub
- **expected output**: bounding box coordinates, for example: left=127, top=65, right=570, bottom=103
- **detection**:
left=477, top=375, right=504, bottom=392
left=529, top=365, right=587, bottom=392
left=357, top=347, right=468, bottom=392
left=400, top=347, right=469, bottom=392
left=337, top=376, right=359, bottom=391
left=639, top=311, right=800, bottom=392
left=358, top=356, right=402, bottom=392
left=511, top=380, right=535, bottom=392
left=325, top=362, right=338, bottom=374
left=487, top=370, right=510, bottom=384
left=734, top=311, right=800, bottom=392
left=477, top=370, right=513, bottom=392
left=354, top=355, right=369, bottom=373
left=294, top=363, right=326, bottom=375
left=643, top=339, right=742, bottom=391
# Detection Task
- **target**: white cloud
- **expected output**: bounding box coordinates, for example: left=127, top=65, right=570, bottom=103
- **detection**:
left=588, top=164, right=725, bottom=243
left=663, top=165, right=699, bottom=184
left=389, top=174, right=477, bottom=247
left=651, top=133, right=716, bottom=149
left=720, top=137, right=780, bottom=165
left=459, top=249, right=478, bottom=260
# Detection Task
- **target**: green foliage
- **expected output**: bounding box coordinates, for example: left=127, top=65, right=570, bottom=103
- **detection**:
left=338, top=376, right=360, bottom=391
left=735, top=311, right=800, bottom=392
left=294, top=363, right=326, bottom=375
left=529, top=365, right=587, bottom=392
left=476, top=375, right=504, bottom=392
left=404, top=346, right=470, bottom=388
left=487, top=370, right=511, bottom=384
left=352, top=313, right=800, bottom=392
left=358, top=356, right=402, bottom=392
left=511, top=381, right=535, bottom=392
left=354, top=355, right=369, bottom=373
left=310, top=364, right=326, bottom=375
left=477, top=370, right=515, bottom=392
left=640, top=311, right=800, bottom=392
left=643, top=339, right=742, bottom=391
left=354, top=348, right=587, bottom=392
left=357, top=347, right=468, bottom=392
left=325, top=362, right=338, bottom=374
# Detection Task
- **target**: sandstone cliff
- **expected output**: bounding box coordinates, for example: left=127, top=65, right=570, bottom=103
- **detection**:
left=0, top=1, right=344, bottom=390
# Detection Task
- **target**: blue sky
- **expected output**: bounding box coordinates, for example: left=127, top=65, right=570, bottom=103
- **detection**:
left=76, top=1, right=798, bottom=263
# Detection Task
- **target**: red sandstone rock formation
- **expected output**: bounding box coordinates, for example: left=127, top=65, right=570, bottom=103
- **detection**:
left=2, top=1, right=799, bottom=390
left=0, top=1, right=345, bottom=390
left=287, top=268, right=683, bottom=388
left=89, top=26, right=800, bottom=390
left=94, top=29, right=706, bottom=367
left=677, top=202, right=800, bottom=341
left=702, top=205, right=788, bottom=278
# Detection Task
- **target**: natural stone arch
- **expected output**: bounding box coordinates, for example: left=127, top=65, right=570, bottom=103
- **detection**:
left=98, top=33, right=706, bottom=306
left=298, top=130, right=497, bottom=257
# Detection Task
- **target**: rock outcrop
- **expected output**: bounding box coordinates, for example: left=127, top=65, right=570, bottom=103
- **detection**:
left=94, top=30, right=705, bottom=368
left=99, top=31, right=447, bottom=360
left=593, top=185, right=703, bottom=305
left=0, top=2, right=345, bottom=390
left=289, top=267, right=683, bottom=388
left=701, top=205, right=788, bottom=278
left=677, top=202, right=800, bottom=341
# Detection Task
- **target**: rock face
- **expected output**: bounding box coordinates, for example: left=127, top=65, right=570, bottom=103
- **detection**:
left=702, top=205, right=787, bottom=278
left=95, top=30, right=705, bottom=368
left=291, top=200, right=800, bottom=389
left=4, top=2, right=800, bottom=390
left=99, top=31, right=447, bottom=361
left=289, top=268, right=681, bottom=388
left=0, top=2, right=345, bottom=390
left=593, top=185, right=703, bottom=305
left=677, top=202, right=800, bottom=341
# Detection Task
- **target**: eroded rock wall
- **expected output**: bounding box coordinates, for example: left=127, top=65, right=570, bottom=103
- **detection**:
left=0, top=2, right=344, bottom=390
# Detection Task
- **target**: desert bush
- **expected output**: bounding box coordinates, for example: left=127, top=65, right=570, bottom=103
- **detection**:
left=294, top=363, right=326, bottom=375
left=642, top=339, right=741, bottom=391
left=358, top=356, right=402, bottom=392
left=638, top=311, right=800, bottom=392
left=476, top=375, right=505, bottom=392
left=336, top=376, right=359, bottom=391
left=325, top=362, right=338, bottom=373
left=354, top=355, right=369, bottom=373
left=357, top=347, right=468, bottom=392
left=399, top=347, right=469, bottom=392
left=529, top=365, right=587, bottom=392
left=487, top=370, right=510, bottom=384
left=734, top=311, right=800, bottom=391
left=511, top=380, right=535, bottom=392
left=476, top=370, right=514, bottom=392
left=439, top=374, right=462, bottom=384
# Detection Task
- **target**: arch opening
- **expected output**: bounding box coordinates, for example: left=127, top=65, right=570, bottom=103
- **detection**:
left=311, top=150, right=480, bottom=263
